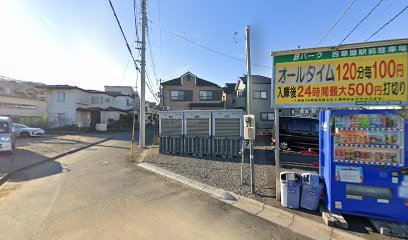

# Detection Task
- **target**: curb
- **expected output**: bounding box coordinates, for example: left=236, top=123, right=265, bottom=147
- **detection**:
left=0, top=136, right=114, bottom=186
left=138, top=162, right=365, bottom=240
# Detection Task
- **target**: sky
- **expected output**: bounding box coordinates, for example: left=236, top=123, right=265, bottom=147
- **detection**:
left=0, top=0, right=407, bottom=102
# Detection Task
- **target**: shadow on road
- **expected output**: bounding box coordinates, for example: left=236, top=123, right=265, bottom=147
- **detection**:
left=0, top=148, right=64, bottom=183
left=7, top=160, right=64, bottom=183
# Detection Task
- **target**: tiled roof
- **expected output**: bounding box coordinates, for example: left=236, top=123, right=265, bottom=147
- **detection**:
left=105, top=91, right=131, bottom=97
left=76, top=107, right=126, bottom=112
left=239, top=75, right=271, bottom=84
left=222, top=83, right=236, bottom=94
left=161, top=72, right=221, bottom=88
left=43, top=85, right=134, bottom=97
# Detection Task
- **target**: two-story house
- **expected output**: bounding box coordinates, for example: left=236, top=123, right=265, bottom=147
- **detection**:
left=105, top=85, right=140, bottom=111
left=42, top=85, right=92, bottom=128
left=160, top=72, right=224, bottom=111
left=222, top=83, right=236, bottom=109
left=42, top=85, right=139, bottom=129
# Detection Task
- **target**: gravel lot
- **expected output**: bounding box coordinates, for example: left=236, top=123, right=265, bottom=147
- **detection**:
left=143, top=147, right=318, bottom=203
left=142, top=147, right=394, bottom=240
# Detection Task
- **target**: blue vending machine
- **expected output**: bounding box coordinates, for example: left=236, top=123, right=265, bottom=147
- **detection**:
left=320, top=109, right=408, bottom=222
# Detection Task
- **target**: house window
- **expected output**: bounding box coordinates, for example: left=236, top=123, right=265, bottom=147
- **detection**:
left=254, top=91, right=267, bottom=99
left=91, top=96, right=104, bottom=104
left=171, top=91, right=185, bottom=101
left=260, top=112, right=274, bottom=121
left=58, top=113, right=65, bottom=122
left=57, top=92, right=65, bottom=102
left=200, top=91, right=213, bottom=100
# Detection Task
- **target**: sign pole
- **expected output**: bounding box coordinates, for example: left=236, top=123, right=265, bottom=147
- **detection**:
left=274, top=108, right=281, bottom=201
left=241, top=140, right=244, bottom=185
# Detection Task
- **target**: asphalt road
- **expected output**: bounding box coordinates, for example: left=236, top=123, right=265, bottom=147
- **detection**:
left=0, top=134, right=308, bottom=240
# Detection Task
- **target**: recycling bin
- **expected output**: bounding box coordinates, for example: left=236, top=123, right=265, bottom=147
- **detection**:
left=280, top=172, right=302, bottom=209
left=300, top=173, right=324, bottom=211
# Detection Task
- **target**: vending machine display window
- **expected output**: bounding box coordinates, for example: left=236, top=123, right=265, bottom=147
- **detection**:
left=333, top=114, right=405, bottom=167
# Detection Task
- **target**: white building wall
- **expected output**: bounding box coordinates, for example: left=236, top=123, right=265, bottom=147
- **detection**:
left=46, top=86, right=136, bottom=128
left=89, top=93, right=114, bottom=108
left=0, top=95, right=46, bottom=117
left=47, top=89, right=90, bottom=128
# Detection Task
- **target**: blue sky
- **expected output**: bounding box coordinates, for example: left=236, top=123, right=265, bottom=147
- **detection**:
left=0, top=0, right=407, bottom=102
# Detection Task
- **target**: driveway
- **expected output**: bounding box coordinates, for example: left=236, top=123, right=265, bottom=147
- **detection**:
left=0, top=133, right=112, bottom=180
left=0, top=137, right=308, bottom=240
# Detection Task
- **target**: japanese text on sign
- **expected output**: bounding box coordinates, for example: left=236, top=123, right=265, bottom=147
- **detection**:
left=272, top=44, right=408, bottom=107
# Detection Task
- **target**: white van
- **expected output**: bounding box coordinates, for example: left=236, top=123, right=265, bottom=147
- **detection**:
left=0, top=117, right=16, bottom=153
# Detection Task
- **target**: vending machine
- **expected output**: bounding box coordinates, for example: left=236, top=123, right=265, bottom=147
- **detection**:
left=320, top=109, right=408, bottom=222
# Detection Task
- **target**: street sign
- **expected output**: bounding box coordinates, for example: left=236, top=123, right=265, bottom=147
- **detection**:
left=271, top=39, right=408, bottom=108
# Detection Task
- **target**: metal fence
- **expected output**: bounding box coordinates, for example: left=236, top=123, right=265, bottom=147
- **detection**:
left=159, top=110, right=244, bottom=158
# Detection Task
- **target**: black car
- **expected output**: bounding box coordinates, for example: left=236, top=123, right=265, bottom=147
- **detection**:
left=272, top=117, right=319, bottom=150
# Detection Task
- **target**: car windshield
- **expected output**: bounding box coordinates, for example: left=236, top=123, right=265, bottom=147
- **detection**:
left=16, top=124, right=28, bottom=128
left=0, top=122, right=9, bottom=133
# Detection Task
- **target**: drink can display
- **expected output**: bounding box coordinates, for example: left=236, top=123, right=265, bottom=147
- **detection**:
left=370, top=115, right=377, bottom=128
left=380, top=116, right=386, bottom=128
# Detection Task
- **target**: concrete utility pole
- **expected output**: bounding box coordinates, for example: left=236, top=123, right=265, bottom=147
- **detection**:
left=139, top=0, right=146, bottom=148
left=246, top=25, right=255, bottom=194
left=246, top=26, right=252, bottom=115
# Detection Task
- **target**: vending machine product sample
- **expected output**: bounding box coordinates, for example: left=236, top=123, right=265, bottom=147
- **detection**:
left=320, top=109, right=408, bottom=222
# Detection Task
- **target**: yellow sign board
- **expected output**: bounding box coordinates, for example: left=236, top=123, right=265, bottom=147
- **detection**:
left=272, top=43, right=408, bottom=107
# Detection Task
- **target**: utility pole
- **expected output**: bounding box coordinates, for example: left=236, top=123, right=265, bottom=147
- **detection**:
left=246, top=26, right=252, bottom=116
left=139, top=0, right=146, bottom=148
left=246, top=25, right=255, bottom=194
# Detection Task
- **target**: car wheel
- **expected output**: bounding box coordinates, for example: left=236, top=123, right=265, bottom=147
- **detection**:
left=20, top=131, right=30, bottom=138
left=279, top=141, right=289, bottom=150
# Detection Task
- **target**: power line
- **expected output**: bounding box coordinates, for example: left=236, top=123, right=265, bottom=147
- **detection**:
left=365, top=4, right=408, bottom=42
left=149, top=19, right=271, bottom=69
left=119, top=54, right=131, bottom=84
left=317, top=0, right=356, bottom=46
left=146, top=70, right=159, bottom=102
left=147, top=22, right=160, bottom=87
left=338, top=0, right=384, bottom=46
left=107, top=0, right=139, bottom=72
left=357, top=0, right=396, bottom=41
left=133, top=0, right=140, bottom=42
left=145, top=3, right=160, bottom=97
left=108, top=0, right=155, bottom=102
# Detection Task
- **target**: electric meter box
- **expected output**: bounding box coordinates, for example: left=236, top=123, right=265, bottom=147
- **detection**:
left=244, top=115, right=255, bottom=128
left=244, top=114, right=255, bottom=140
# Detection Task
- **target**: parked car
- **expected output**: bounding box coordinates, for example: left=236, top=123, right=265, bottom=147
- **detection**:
left=0, top=117, right=16, bottom=153
left=13, top=124, right=45, bottom=137
left=272, top=117, right=319, bottom=150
